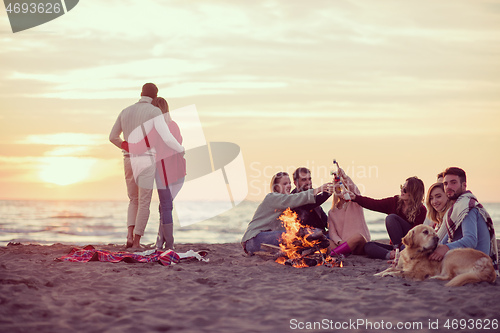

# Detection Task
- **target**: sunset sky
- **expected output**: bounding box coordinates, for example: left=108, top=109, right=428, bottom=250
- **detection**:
left=1, top=1, right=499, bottom=202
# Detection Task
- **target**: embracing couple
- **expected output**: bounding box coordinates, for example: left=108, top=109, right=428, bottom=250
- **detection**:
left=109, top=83, right=186, bottom=251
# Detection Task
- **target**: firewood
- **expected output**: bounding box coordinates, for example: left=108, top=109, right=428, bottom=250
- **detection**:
left=261, top=243, right=281, bottom=250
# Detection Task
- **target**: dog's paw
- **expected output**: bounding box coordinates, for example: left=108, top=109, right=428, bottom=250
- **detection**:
left=375, top=269, right=402, bottom=277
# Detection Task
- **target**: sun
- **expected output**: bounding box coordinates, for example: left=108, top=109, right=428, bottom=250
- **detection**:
left=39, top=157, right=96, bottom=186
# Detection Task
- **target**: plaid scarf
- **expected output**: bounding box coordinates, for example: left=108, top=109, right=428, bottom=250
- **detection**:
left=437, top=191, right=498, bottom=274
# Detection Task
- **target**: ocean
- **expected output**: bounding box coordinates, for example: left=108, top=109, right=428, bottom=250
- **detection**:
left=1, top=200, right=499, bottom=247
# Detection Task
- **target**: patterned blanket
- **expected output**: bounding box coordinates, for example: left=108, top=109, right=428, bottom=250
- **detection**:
left=56, top=245, right=181, bottom=266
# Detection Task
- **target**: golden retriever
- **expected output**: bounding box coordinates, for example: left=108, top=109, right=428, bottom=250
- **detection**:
left=375, top=225, right=496, bottom=287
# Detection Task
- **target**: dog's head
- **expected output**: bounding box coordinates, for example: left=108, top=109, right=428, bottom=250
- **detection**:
left=402, top=225, right=439, bottom=253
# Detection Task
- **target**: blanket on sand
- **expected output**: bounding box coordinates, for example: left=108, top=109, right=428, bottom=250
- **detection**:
left=55, top=245, right=181, bottom=266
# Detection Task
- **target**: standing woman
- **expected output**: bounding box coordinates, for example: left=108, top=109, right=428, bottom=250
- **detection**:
left=152, top=97, right=186, bottom=250
left=242, top=172, right=332, bottom=255
left=349, top=176, right=427, bottom=260
left=425, top=182, right=452, bottom=231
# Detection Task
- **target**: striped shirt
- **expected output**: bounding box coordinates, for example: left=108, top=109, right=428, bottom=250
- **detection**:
left=109, top=96, right=184, bottom=156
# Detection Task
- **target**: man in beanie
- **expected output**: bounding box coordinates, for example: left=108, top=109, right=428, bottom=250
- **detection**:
left=109, top=83, right=184, bottom=250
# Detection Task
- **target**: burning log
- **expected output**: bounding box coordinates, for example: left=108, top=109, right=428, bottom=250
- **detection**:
left=275, top=208, right=344, bottom=268
left=284, top=257, right=319, bottom=267
left=325, top=255, right=344, bottom=268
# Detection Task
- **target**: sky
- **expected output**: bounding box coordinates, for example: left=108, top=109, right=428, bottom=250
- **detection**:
left=0, top=0, right=499, bottom=202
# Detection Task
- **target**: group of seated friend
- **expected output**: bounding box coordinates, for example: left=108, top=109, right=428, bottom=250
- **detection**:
left=241, top=166, right=498, bottom=273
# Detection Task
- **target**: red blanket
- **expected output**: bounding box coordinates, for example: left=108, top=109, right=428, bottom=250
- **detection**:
left=56, top=245, right=180, bottom=266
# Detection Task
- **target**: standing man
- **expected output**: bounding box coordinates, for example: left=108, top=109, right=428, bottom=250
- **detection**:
left=430, top=167, right=498, bottom=273
left=109, top=83, right=184, bottom=249
left=291, top=167, right=331, bottom=231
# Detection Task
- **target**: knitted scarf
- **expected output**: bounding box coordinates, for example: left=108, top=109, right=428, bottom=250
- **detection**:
left=437, top=191, right=498, bottom=274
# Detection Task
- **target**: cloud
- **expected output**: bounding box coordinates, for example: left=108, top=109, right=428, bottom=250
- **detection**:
left=18, top=133, right=107, bottom=146
left=1, top=1, right=500, bottom=200
left=3, top=1, right=500, bottom=102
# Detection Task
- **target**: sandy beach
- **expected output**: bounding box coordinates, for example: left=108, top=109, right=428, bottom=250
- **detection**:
left=1, top=241, right=499, bottom=333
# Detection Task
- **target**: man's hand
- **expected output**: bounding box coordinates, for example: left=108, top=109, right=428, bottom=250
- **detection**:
left=429, top=244, right=449, bottom=261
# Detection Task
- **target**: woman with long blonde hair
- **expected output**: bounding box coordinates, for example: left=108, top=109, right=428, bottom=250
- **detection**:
left=425, top=182, right=452, bottom=230
left=327, top=168, right=370, bottom=256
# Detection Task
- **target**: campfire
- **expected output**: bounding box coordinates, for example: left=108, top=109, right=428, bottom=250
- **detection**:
left=275, top=208, right=344, bottom=268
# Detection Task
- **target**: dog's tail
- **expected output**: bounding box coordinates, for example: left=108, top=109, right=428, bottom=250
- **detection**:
left=445, top=257, right=496, bottom=287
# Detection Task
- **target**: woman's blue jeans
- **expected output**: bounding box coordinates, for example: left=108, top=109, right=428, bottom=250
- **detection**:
left=245, top=230, right=284, bottom=255
left=156, top=167, right=184, bottom=249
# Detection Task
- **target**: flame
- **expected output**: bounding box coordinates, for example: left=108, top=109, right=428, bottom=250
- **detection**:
left=278, top=208, right=321, bottom=261
left=275, top=257, right=286, bottom=265
left=274, top=208, right=343, bottom=268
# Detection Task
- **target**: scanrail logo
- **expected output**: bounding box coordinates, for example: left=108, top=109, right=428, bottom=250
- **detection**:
left=3, top=0, right=79, bottom=33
